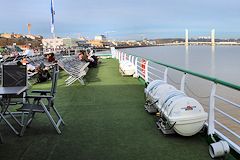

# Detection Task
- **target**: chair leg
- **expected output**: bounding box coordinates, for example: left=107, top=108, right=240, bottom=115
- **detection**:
left=0, top=113, right=3, bottom=143
left=66, top=77, right=77, bottom=86
left=26, top=112, right=36, bottom=127
left=21, top=112, right=25, bottom=124
left=1, top=113, right=19, bottom=135
left=78, top=77, right=85, bottom=85
left=65, top=76, right=72, bottom=82
left=66, top=76, right=75, bottom=82
left=40, top=101, right=62, bottom=134
left=20, top=110, right=33, bottom=136
left=52, top=105, right=65, bottom=125
left=0, top=132, right=3, bottom=144
left=7, top=109, right=23, bottom=127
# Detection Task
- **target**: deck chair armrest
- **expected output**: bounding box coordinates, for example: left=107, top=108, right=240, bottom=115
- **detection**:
left=31, top=90, right=51, bottom=94
left=25, top=95, right=53, bottom=99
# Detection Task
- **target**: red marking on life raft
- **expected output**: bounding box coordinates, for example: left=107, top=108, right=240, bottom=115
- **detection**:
left=141, top=59, right=146, bottom=77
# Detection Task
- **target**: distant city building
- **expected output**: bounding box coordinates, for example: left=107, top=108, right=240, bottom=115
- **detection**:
left=88, top=40, right=104, bottom=48
left=88, top=39, right=112, bottom=48
left=197, top=36, right=211, bottom=39
left=25, top=34, right=36, bottom=40
left=62, top=38, right=79, bottom=48
left=12, top=34, right=22, bottom=38
left=143, top=39, right=157, bottom=45
left=77, top=40, right=91, bottom=48
left=0, top=33, right=13, bottom=38
left=42, top=38, right=80, bottom=49
left=24, top=34, right=42, bottom=40
left=111, top=41, right=129, bottom=47
left=42, top=38, right=64, bottom=49
left=126, top=40, right=138, bottom=46
left=94, top=35, right=107, bottom=41
left=79, top=37, right=87, bottom=41
left=0, top=33, right=42, bottom=40
left=34, top=35, right=43, bottom=39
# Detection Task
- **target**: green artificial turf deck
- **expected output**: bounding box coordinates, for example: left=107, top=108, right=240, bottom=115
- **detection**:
left=0, top=59, right=212, bottom=160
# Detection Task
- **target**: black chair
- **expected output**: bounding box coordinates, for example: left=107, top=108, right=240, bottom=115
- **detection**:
left=18, top=64, right=65, bottom=136
left=1, top=64, right=28, bottom=104
left=0, top=64, right=28, bottom=139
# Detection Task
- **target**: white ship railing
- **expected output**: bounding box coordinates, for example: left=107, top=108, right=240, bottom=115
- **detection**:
left=111, top=47, right=240, bottom=155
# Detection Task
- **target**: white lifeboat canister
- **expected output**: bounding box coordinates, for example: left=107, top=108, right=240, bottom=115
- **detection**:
left=144, top=80, right=176, bottom=113
left=156, top=90, right=185, bottom=111
left=119, top=60, right=135, bottom=76
left=144, top=80, right=165, bottom=98
left=158, top=95, right=208, bottom=136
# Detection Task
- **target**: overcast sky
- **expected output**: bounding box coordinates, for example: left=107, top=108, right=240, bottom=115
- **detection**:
left=0, top=0, right=240, bottom=39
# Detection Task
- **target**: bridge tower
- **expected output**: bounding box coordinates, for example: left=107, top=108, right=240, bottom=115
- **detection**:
left=185, top=29, right=189, bottom=46
left=211, top=29, right=215, bottom=46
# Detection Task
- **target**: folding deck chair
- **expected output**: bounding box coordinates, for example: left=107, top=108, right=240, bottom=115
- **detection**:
left=58, top=57, right=89, bottom=86
left=18, top=64, right=65, bottom=136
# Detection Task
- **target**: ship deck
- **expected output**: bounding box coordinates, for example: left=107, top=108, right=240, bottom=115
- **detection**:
left=0, top=59, right=212, bottom=160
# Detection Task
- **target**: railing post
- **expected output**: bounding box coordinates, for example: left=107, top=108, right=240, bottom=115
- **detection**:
left=145, top=61, right=149, bottom=82
left=110, top=47, right=116, bottom=58
left=180, top=73, right=187, bottom=92
left=132, top=56, right=134, bottom=64
left=120, top=52, right=123, bottom=62
left=134, top=57, right=138, bottom=77
left=124, top=53, right=127, bottom=61
left=119, top=52, right=121, bottom=61
left=208, top=83, right=216, bottom=135
left=118, top=51, right=121, bottom=61
left=115, top=50, right=117, bottom=59
left=117, top=50, right=119, bottom=60
left=129, top=55, right=131, bottom=61
left=164, top=67, right=168, bottom=82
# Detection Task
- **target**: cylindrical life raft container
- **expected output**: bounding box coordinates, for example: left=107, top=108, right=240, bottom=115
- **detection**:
left=158, top=94, right=208, bottom=136
left=145, top=80, right=166, bottom=98
left=119, top=60, right=135, bottom=76
left=146, top=82, right=176, bottom=105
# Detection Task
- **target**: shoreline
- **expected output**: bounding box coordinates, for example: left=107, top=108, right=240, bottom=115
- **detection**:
left=94, top=43, right=240, bottom=52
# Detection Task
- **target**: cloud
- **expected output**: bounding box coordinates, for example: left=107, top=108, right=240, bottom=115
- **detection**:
left=0, top=0, right=240, bottom=38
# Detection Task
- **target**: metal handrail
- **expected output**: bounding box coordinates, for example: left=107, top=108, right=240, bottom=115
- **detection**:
left=215, top=107, right=240, bottom=125
left=147, top=65, right=165, bottom=74
left=126, top=52, right=240, bottom=90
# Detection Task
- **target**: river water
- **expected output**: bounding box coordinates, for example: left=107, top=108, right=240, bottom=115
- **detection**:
left=121, top=46, right=240, bottom=85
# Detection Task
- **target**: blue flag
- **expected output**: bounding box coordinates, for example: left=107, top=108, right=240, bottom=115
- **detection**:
left=51, top=0, right=55, bottom=34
